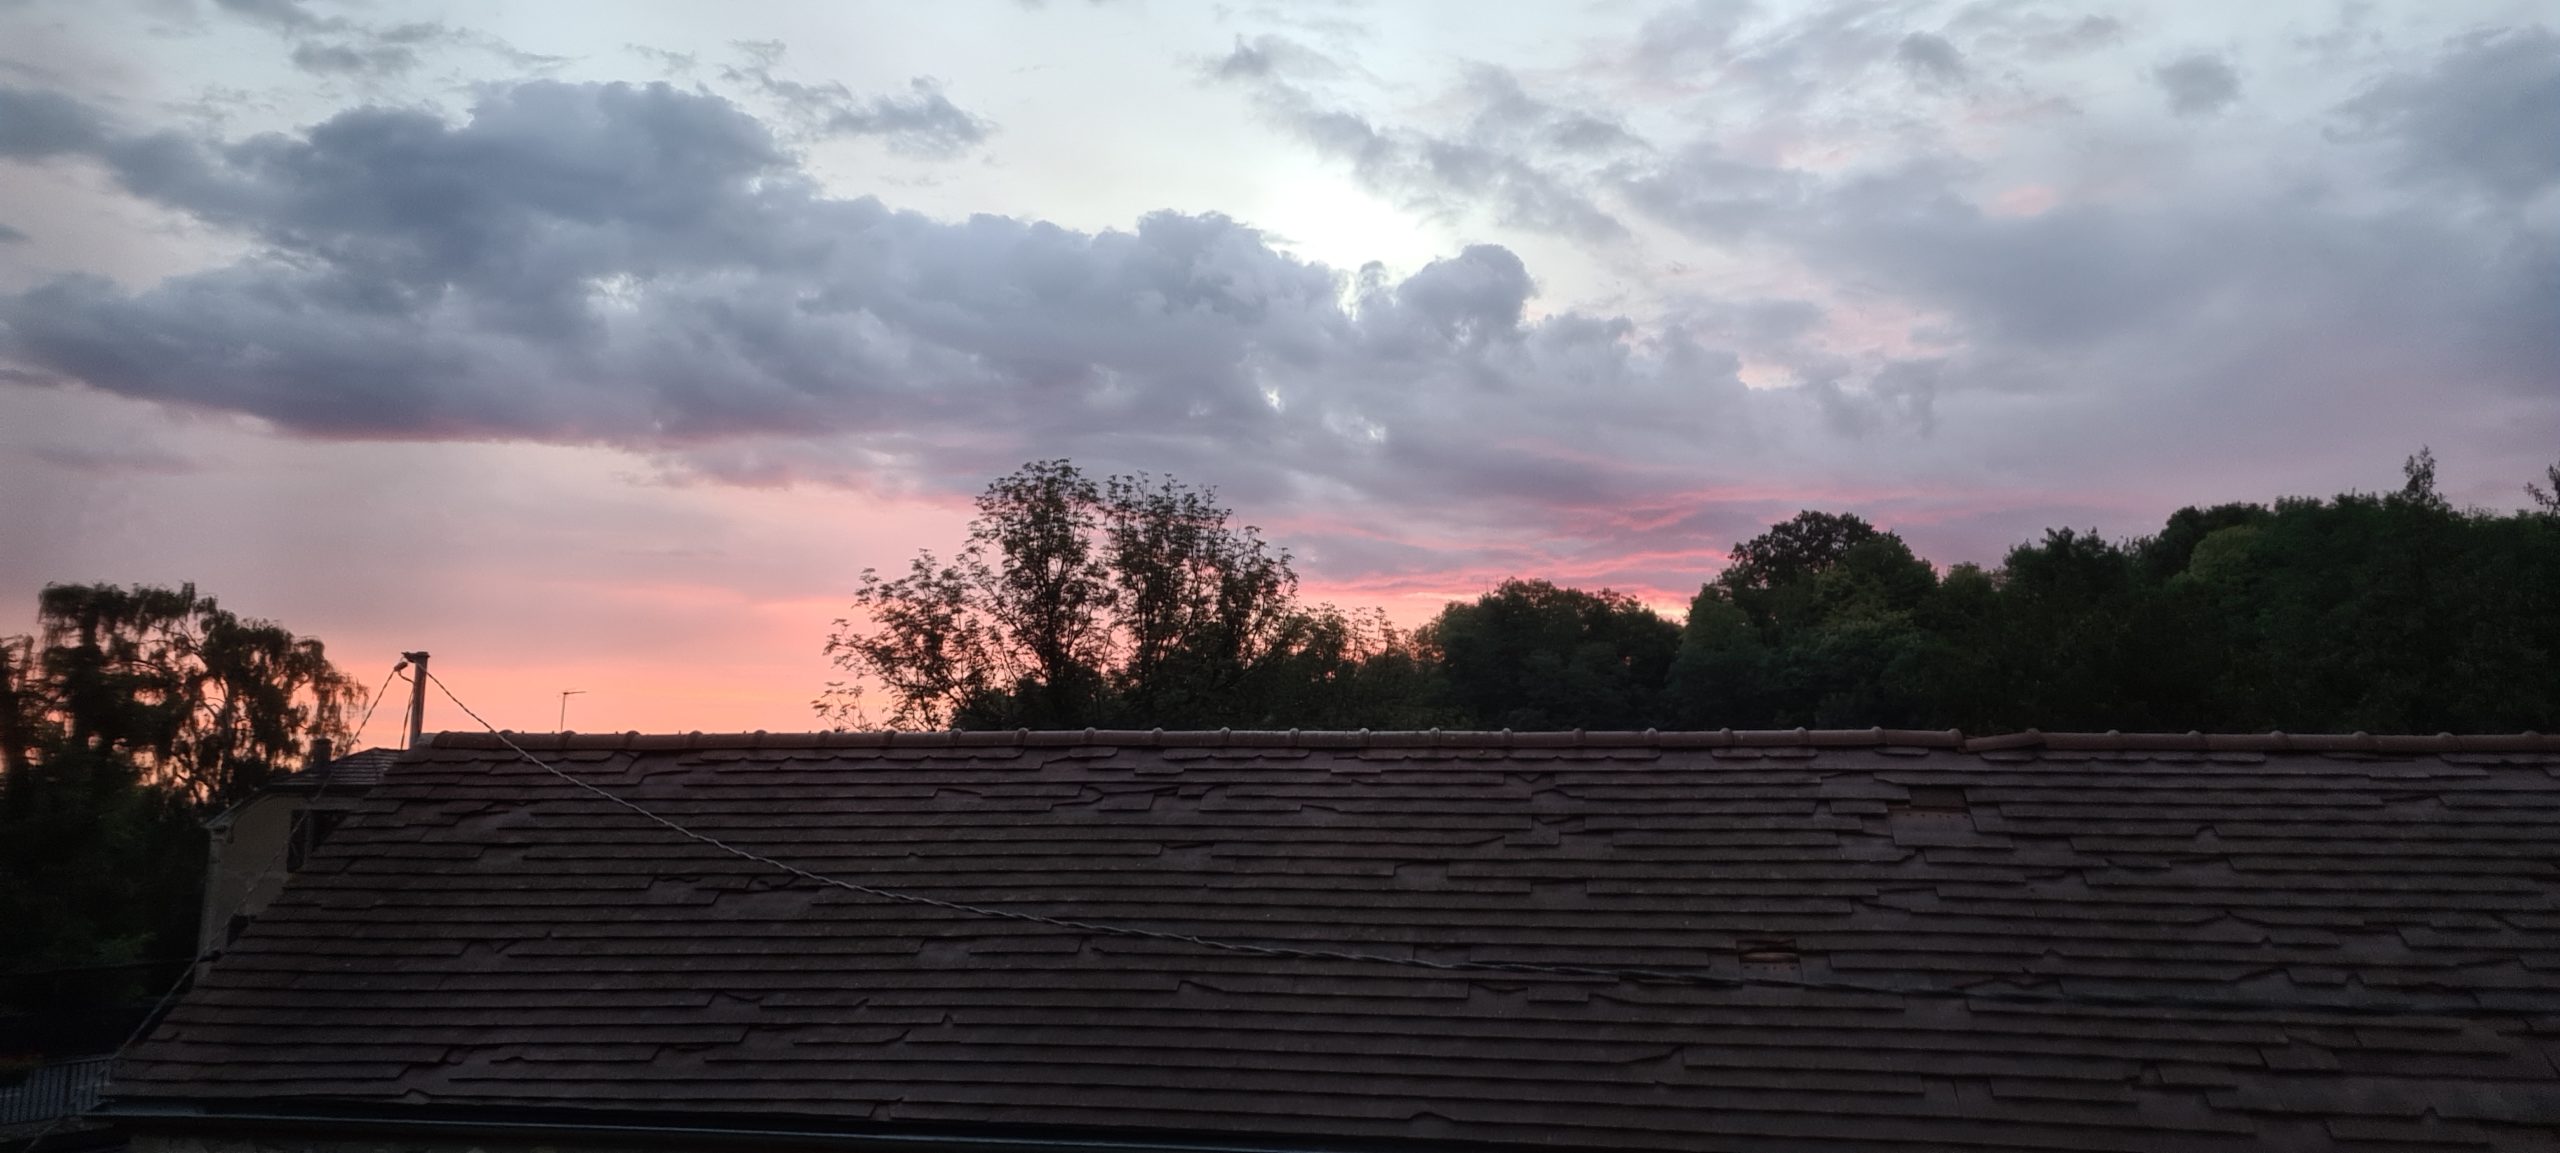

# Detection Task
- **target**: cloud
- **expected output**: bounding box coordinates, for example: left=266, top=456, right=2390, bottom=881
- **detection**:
left=626, top=44, right=699, bottom=77
left=722, top=42, right=991, bottom=157
left=1617, top=141, right=1806, bottom=240
left=22, top=440, right=198, bottom=475
left=2154, top=54, right=2241, bottom=116
left=1626, top=0, right=1757, bottom=86
left=8, top=10, right=2558, bottom=594
left=1896, top=32, right=1966, bottom=87
left=2341, top=26, right=2560, bottom=202
left=289, top=39, right=418, bottom=76
left=1365, top=244, right=1533, bottom=347
left=0, top=79, right=1762, bottom=530
left=206, top=0, right=558, bottom=80
left=212, top=0, right=336, bottom=34
left=1210, top=40, right=1632, bottom=242
left=1582, top=11, right=2553, bottom=405
left=0, top=222, right=26, bottom=243
left=818, top=78, right=988, bottom=155
left=1945, top=8, right=2120, bottom=58
left=0, top=85, right=108, bottom=157
left=1208, top=34, right=1306, bottom=81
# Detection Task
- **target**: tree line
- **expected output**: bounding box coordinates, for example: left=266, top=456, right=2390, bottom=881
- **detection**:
left=826, top=452, right=2560, bottom=735
left=1, top=585, right=362, bottom=1055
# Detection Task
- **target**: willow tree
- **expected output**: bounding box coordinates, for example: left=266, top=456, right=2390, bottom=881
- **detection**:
left=21, top=582, right=365, bottom=808
left=2, top=583, right=365, bottom=984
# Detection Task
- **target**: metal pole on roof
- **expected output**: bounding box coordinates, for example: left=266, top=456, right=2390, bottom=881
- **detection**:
left=558, top=690, right=584, bottom=732
left=402, top=652, right=430, bottom=748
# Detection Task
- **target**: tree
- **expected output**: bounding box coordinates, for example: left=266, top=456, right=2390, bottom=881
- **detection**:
left=2526, top=460, right=2560, bottom=516
left=1979, top=528, right=2150, bottom=729
left=1421, top=579, right=1679, bottom=730
left=1669, top=513, right=1940, bottom=727
left=28, top=583, right=364, bottom=809
left=2400, top=446, right=2446, bottom=510
left=1713, top=510, right=1886, bottom=627
left=1100, top=472, right=1299, bottom=723
left=1, top=583, right=364, bottom=1003
left=971, top=462, right=1116, bottom=721
left=822, top=461, right=1425, bottom=729
left=0, top=633, right=35, bottom=782
left=2133, top=502, right=2270, bottom=584
left=1663, top=588, right=1771, bottom=727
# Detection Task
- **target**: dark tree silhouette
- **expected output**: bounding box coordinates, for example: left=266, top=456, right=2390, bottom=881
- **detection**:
left=821, top=461, right=1435, bottom=730
left=2, top=583, right=364, bottom=1012
left=827, top=452, right=2560, bottom=737
left=1419, top=580, right=1676, bottom=731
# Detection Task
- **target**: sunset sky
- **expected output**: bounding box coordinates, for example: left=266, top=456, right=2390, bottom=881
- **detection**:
left=4, top=0, right=2555, bottom=736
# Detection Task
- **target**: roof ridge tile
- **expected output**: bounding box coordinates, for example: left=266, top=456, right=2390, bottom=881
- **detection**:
left=414, top=729, right=2560, bottom=754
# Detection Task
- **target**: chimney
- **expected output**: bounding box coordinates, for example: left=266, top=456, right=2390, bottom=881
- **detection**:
left=402, top=651, right=431, bottom=748
left=309, top=735, right=334, bottom=770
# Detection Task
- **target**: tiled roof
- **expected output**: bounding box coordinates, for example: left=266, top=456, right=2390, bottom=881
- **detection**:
left=269, top=746, right=403, bottom=791
left=115, top=730, right=2560, bottom=1152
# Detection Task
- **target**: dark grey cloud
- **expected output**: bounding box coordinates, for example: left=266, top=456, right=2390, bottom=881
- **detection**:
left=0, top=85, right=108, bottom=157
left=1616, top=142, right=1806, bottom=240
left=2154, top=54, right=2241, bottom=116
left=207, top=0, right=558, bottom=80
left=1588, top=13, right=2555, bottom=387
left=2342, top=27, right=2560, bottom=201
left=0, top=222, right=26, bottom=243
left=1560, top=9, right=2560, bottom=514
left=1465, top=68, right=1644, bottom=156
left=1209, top=35, right=1292, bottom=80
left=1363, top=244, right=1532, bottom=349
left=1783, top=154, right=2550, bottom=409
left=1896, top=32, right=1966, bottom=86
left=1944, top=7, right=2121, bottom=58
left=213, top=0, right=336, bottom=34
left=289, top=39, right=417, bottom=76
left=1210, top=41, right=1632, bottom=242
left=10, top=8, right=2556, bottom=587
left=1806, top=356, right=1941, bottom=437
left=820, top=78, right=988, bottom=155
left=724, top=42, right=992, bottom=157
left=0, top=79, right=1762, bottom=524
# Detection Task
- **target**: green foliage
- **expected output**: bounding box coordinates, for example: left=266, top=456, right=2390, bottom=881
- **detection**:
left=1713, top=510, right=1890, bottom=630
left=833, top=454, right=2560, bottom=736
left=1419, top=580, right=1677, bottom=730
left=1662, top=455, right=2560, bottom=734
left=822, top=461, right=1443, bottom=729
left=1668, top=514, right=1947, bottom=728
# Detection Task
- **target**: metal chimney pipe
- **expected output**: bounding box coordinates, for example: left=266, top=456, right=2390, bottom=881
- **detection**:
left=402, top=651, right=431, bottom=748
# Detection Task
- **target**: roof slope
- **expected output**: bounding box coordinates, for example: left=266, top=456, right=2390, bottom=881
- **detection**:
left=264, top=746, right=403, bottom=792
left=118, top=730, right=2560, bottom=1153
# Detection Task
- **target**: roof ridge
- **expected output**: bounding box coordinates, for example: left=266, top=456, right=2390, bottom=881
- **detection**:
left=416, top=727, right=2558, bottom=754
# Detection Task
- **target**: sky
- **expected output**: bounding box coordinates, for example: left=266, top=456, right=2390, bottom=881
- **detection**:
left=2, top=0, right=2555, bottom=735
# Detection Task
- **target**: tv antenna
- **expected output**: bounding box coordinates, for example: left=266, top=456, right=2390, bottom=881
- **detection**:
left=558, top=689, right=586, bottom=732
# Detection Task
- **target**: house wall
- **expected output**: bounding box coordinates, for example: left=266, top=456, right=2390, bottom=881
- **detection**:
left=196, top=795, right=301, bottom=952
